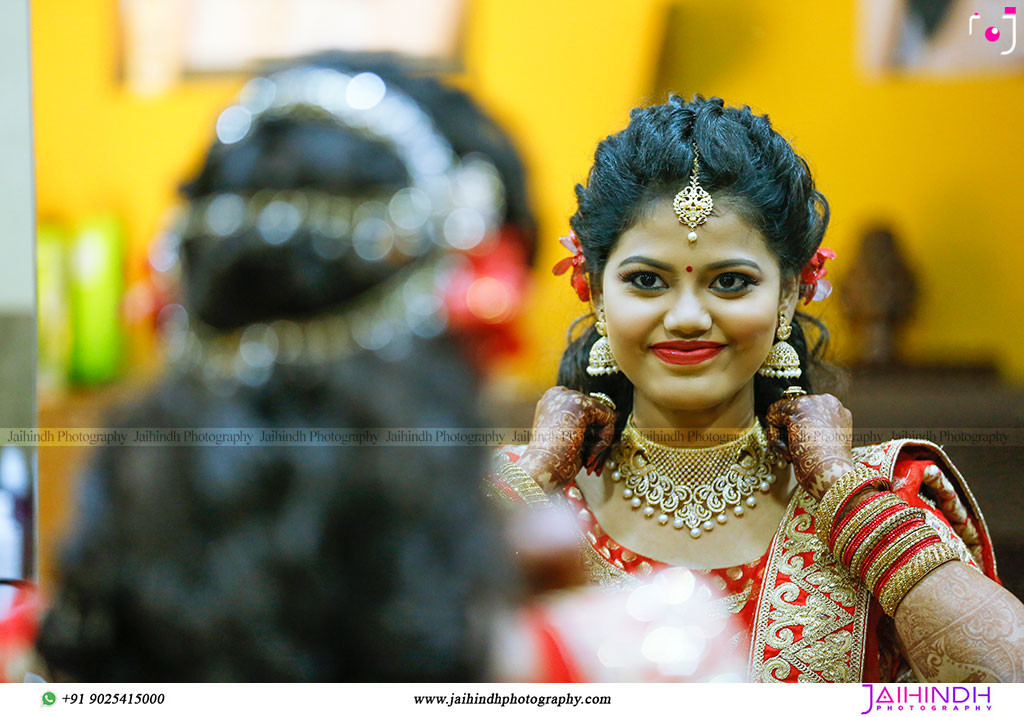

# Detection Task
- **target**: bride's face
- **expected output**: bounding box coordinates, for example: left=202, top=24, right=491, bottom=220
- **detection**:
left=599, top=198, right=797, bottom=413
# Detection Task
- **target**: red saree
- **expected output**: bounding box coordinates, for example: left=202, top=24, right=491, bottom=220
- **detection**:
left=488, top=438, right=999, bottom=682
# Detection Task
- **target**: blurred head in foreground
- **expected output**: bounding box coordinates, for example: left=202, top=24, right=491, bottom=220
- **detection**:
left=37, top=57, right=518, bottom=681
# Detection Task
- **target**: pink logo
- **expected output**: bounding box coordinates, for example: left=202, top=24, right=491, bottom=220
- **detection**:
left=970, top=7, right=1018, bottom=54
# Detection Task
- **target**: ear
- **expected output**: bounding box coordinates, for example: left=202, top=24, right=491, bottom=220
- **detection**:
left=780, top=275, right=800, bottom=324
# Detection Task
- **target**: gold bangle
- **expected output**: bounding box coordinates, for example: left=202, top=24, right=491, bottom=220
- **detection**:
left=878, top=542, right=961, bottom=617
left=849, top=506, right=925, bottom=577
left=815, top=465, right=891, bottom=544
left=832, top=493, right=903, bottom=561
left=496, top=457, right=551, bottom=507
left=863, top=523, right=939, bottom=592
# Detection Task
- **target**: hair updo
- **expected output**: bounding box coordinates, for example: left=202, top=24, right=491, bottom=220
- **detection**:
left=37, top=58, right=513, bottom=681
left=558, top=94, right=833, bottom=431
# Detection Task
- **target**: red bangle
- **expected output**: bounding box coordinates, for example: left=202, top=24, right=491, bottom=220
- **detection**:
left=833, top=477, right=892, bottom=538
left=841, top=503, right=905, bottom=565
left=859, top=516, right=926, bottom=583
left=829, top=490, right=892, bottom=549
left=875, top=535, right=942, bottom=597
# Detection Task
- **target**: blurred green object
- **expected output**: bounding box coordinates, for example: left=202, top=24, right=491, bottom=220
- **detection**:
left=36, top=223, right=71, bottom=394
left=68, top=214, right=124, bottom=385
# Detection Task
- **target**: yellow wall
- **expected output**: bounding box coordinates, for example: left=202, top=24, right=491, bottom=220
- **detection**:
left=32, top=0, right=1024, bottom=390
left=32, top=1, right=242, bottom=257
left=648, top=1, right=1024, bottom=381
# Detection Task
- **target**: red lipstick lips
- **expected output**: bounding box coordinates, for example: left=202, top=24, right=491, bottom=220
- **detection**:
left=650, top=340, right=725, bottom=365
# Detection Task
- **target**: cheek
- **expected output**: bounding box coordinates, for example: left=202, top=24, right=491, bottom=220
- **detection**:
left=717, top=304, right=777, bottom=355
left=603, top=289, right=658, bottom=342
left=604, top=303, right=667, bottom=376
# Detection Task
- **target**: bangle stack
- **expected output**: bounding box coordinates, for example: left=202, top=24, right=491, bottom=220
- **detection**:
left=815, top=465, right=961, bottom=616
left=815, top=465, right=893, bottom=543
left=495, top=457, right=552, bottom=507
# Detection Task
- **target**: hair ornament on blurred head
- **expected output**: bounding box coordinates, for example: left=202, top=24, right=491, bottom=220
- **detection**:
left=169, top=66, right=504, bottom=281
left=671, top=145, right=714, bottom=242
left=799, top=246, right=836, bottom=304
left=178, top=188, right=444, bottom=260
left=211, top=67, right=504, bottom=255
left=551, top=230, right=590, bottom=302
left=153, top=66, right=516, bottom=387
left=161, top=255, right=452, bottom=387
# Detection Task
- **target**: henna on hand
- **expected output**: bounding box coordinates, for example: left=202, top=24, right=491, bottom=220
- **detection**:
left=766, top=393, right=856, bottom=501
left=895, top=561, right=1024, bottom=682
left=515, top=386, right=617, bottom=493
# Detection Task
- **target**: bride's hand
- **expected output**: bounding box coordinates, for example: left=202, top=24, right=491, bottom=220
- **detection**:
left=766, top=393, right=856, bottom=501
left=514, top=387, right=618, bottom=493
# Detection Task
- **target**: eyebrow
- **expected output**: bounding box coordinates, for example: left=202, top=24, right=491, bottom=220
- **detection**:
left=617, top=255, right=763, bottom=272
left=705, top=258, right=762, bottom=272
left=617, top=255, right=674, bottom=271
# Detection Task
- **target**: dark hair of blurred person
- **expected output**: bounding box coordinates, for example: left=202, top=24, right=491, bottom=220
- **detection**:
left=302, top=52, right=537, bottom=259
left=306, top=52, right=538, bottom=367
left=36, top=59, right=519, bottom=681
left=176, top=51, right=536, bottom=366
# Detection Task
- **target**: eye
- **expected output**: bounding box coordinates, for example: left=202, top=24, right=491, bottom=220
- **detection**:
left=710, top=272, right=758, bottom=293
left=620, top=270, right=668, bottom=291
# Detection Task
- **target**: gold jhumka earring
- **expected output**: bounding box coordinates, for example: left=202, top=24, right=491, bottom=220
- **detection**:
left=758, top=310, right=802, bottom=381
left=587, top=309, right=621, bottom=376
left=672, top=145, right=714, bottom=242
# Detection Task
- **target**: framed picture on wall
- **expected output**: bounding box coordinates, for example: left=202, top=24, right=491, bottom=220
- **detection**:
left=119, top=0, right=466, bottom=94
left=860, top=0, right=1023, bottom=76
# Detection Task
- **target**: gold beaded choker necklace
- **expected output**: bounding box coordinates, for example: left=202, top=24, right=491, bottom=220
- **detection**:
left=605, top=413, right=778, bottom=539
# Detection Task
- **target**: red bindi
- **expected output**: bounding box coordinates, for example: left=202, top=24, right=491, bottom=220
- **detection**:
left=686, top=265, right=693, bottom=272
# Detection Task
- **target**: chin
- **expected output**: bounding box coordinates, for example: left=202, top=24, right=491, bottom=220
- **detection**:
left=640, top=375, right=739, bottom=412
left=659, top=393, right=732, bottom=413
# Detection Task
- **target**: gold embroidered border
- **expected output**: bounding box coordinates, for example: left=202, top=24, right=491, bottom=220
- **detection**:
left=748, top=489, right=871, bottom=683
left=894, top=439, right=994, bottom=573
left=708, top=584, right=754, bottom=618
left=852, top=440, right=898, bottom=476
left=579, top=536, right=641, bottom=587
left=851, top=442, right=889, bottom=471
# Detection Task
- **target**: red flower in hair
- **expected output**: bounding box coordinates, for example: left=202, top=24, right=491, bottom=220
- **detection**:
left=799, top=247, right=836, bottom=304
left=552, top=230, right=591, bottom=302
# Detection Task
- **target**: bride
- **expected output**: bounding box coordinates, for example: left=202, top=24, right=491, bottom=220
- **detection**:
left=490, top=95, right=1024, bottom=682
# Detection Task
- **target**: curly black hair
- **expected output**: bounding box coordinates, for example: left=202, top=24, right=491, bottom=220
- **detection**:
left=36, top=58, right=516, bottom=682
left=558, top=94, right=834, bottom=433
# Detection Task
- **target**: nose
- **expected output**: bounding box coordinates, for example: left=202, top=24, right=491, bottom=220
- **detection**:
left=663, top=288, right=713, bottom=336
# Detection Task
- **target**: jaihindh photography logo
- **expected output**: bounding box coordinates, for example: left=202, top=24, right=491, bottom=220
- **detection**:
left=860, top=685, right=993, bottom=713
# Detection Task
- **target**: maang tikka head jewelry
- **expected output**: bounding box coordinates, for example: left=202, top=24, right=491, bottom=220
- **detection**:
left=672, top=144, right=714, bottom=242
